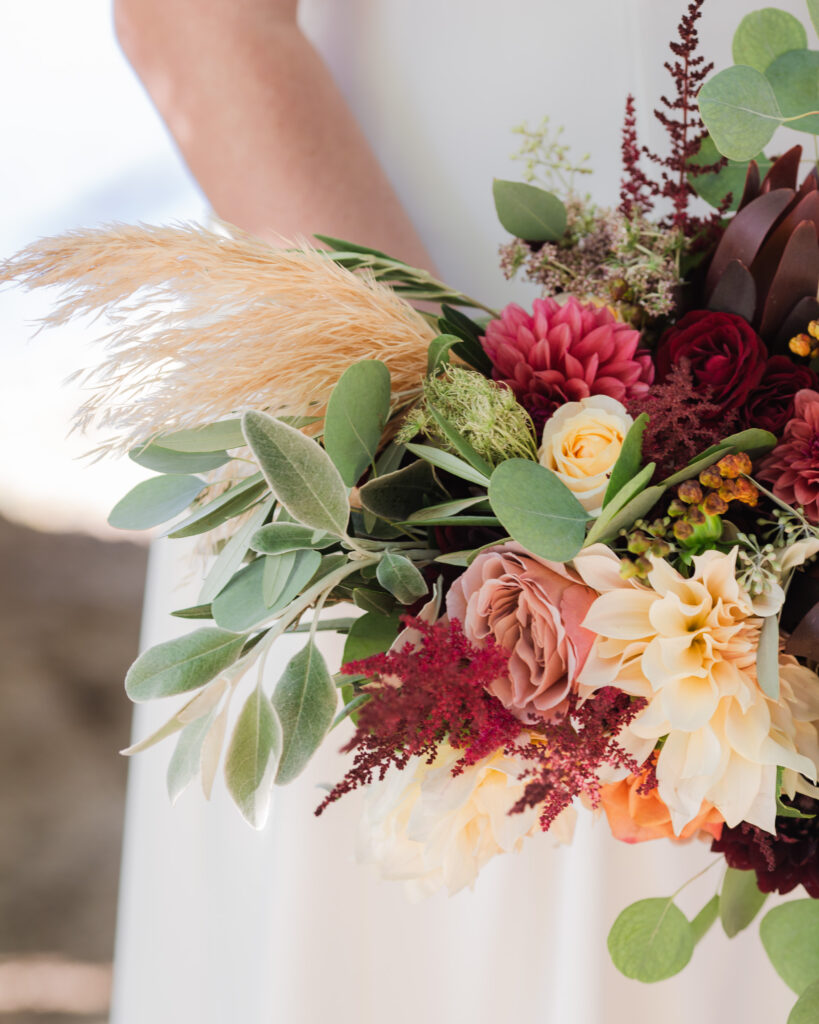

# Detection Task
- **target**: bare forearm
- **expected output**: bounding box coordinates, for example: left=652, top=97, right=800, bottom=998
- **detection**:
left=114, top=0, right=431, bottom=264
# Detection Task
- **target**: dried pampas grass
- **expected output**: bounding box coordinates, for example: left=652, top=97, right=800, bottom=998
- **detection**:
left=1, top=222, right=435, bottom=454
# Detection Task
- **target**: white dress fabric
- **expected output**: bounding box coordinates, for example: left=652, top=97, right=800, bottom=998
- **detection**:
left=111, top=3, right=803, bottom=1021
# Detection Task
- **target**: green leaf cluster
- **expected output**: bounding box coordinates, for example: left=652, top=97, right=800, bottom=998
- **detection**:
left=699, top=7, right=819, bottom=159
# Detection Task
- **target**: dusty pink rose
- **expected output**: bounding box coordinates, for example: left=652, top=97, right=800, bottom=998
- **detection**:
left=758, top=389, right=819, bottom=523
left=445, top=543, right=598, bottom=723
left=481, top=297, right=654, bottom=430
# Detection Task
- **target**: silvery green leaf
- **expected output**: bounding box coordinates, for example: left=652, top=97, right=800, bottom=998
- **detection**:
left=250, top=522, right=335, bottom=555
left=376, top=552, right=429, bottom=604
left=224, top=684, right=282, bottom=827
left=262, top=551, right=297, bottom=607
left=155, top=419, right=246, bottom=452
left=720, top=867, right=768, bottom=937
left=108, top=474, right=206, bottom=530
left=324, top=360, right=391, bottom=486
left=125, top=628, right=246, bottom=702
left=760, top=900, right=819, bottom=994
left=699, top=65, right=782, bottom=160
left=130, top=442, right=231, bottom=475
left=167, top=473, right=267, bottom=538
left=732, top=9, right=806, bottom=72
left=167, top=709, right=218, bottom=804
left=608, top=898, right=694, bottom=983
left=272, top=641, right=337, bottom=785
left=199, top=499, right=274, bottom=604
left=242, top=411, right=349, bottom=536
left=404, top=442, right=490, bottom=486
left=211, top=559, right=270, bottom=632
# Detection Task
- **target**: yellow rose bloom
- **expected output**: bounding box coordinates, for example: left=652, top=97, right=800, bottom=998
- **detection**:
left=538, top=396, right=632, bottom=514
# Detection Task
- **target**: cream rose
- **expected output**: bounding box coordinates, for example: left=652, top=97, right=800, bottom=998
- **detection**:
left=538, top=396, right=633, bottom=514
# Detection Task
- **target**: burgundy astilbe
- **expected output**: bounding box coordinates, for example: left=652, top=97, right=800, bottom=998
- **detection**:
left=627, top=360, right=738, bottom=476
left=620, top=94, right=655, bottom=218
left=316, top=618, right=522, bottom=814
left=508, top=688, right=647, bottom=831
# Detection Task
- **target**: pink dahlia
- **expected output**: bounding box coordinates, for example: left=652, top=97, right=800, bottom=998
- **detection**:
left=481, top=297, right=654, bottom=428
left=758, top=389, right=819, bottom=523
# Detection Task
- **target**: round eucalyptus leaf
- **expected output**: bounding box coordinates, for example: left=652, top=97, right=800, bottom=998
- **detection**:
left=732, top=9, right=807, bottom=72
left=789, top=979, right=819, bottom=1024
left=761, top=900, right=819, bottom=994
left=488, top=459, right=588, bottom=562
left=324, top=360, right=391, bottom=487
left=608, top=898, right=694, bottom=983
left=492, top=179, right=567, bottom=242
left=719, top=867, right=768, bottom=937
left=699, top=65, right=783, bottom=160
left=766, top=50, right=819, bottom=135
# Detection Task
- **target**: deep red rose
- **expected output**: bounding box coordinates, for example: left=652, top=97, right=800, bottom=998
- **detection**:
left=655, top=311, right=768, bottom=418
left=742, top=356, right=819, bottom=436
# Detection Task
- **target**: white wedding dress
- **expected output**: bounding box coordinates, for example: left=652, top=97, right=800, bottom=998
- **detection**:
left=111, top=3, right=803, bottom=1022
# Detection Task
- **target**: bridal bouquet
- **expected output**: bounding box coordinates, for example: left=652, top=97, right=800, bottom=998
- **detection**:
left=6, top=0, right=819, bottom=1016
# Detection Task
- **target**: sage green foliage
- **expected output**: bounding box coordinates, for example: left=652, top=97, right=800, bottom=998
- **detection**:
left=732, top=8, right=807, bottom=71
left=607, top=898, right=694, bottom=982
left=700, top=7, right=819, bottom=160
left=398, top=366, right=537, bottom=466
left=225, top=684, right=283, bottom=827
left=108, top=473, right=206, bottom=530
left=242, top=411, right=349, bottom=537
left=488, top=459, right=589, bottom=562
left=689, top=135, right=772, bottom=212
left=492, top=179, right=567, bottom=242
left=155, top=419, right=247, bottom=452
left=788, top=979, right=819, bottom=1024
left=168, top=473, right=267, bottom=538
left=761, top=900, right=819, bottom=994
left=359, top=460, right=440, bottom=522
left=272, top=641, right=337, bottom=785
left=690, top=895, right=719, bottom=945
left=199, top=499, right=273, bottom=604
left=324, top=360, right=391, bottom=486
left=376, top=552, right=429, bottom=604
left=719, top=867, right=768, bottom=937
left=250, top=522, right=335, bottom=555
left=167, top=711, right=218, bottom=804
left=125, top=627, right=245, bottom=701
left=343, top=611, right=403, bottom=663
left=130, top=441, right=231, bottom=475
left=405, top=442, right=490, bottom=487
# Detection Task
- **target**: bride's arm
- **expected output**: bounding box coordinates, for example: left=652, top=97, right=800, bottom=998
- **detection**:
left=113, top=0, right=431, bottom=264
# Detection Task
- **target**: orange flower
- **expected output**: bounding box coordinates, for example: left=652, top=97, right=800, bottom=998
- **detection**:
left=599, top=762, right=723, bottom=844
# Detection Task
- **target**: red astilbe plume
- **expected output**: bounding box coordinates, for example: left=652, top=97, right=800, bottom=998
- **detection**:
left=627, top=360, right=738, bottom=476
left=315, top=618, right=522, bottom=815
left=508, top=688, right=647, bottom=831
left=619, top=0, right=726, bottom=235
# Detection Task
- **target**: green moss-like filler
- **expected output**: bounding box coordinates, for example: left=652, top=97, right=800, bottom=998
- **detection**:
left=397, top=366, right=538, bottom=466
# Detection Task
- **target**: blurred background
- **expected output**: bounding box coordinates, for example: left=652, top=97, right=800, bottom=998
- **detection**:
left=1, top=4, right=201, bottom=1020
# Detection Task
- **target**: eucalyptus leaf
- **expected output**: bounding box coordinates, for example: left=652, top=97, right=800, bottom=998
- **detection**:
left=733, top=9, right=807, bottom=72
left=343, top=610, right=404, bottom=663
left=263, top=548, right=322, bottom=615
left=199, top=499, right=274, bottom=604
left=788, top=978, right=819, bottom=1024
left=167, top=473, right=267, bottom=538
left=699, top=64, right=783, bottom=160
left=760, top=900, right=819, bottom=993
left=766, top=49, right=819, bottom=134
left=359, top=460, right=441, bottom=521
left=108, top=474, right=206, bottom=530
left=125, top=627, right=245, bottom=702
left=224, top=683, right=283, bottom=828
left=690, top=895, right=720, bottom=945
left=167, top=710, right=217, bottom=804
left=130, top=443, right=231, bottom=475
left=427, top=334, right=460, bottom=375
left=250, top=522, right=336, bottom=555
left=608, top=898, right=694, bottom=983
left=720, top=867, right=768, bottom=937
left=272, top=641, right=337, bottom=784
left=689, top=135, right=772, bottom=212
left=488, top=459, right=589, bottom=562
left=324, top=360, right=391, bottom=486
left=604, top=414, right=648, bottom=507
left=405, top=442, right=490, bottom=487
left=757, top=614, right=781, bottom=699
left=242, top=411, right=349, bottom=536
left=493, top=179, right=567, bottom=241
left=155, top=419, right=246, bottom=452
left=376, top=552, right=429, bottom=604
left=810, top=0, right=819, bottom=37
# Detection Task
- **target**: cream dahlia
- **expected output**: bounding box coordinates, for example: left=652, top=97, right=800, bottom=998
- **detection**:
left=481, top=297, right=653, bottom=428
left=574, top=545, right=819, bottom=833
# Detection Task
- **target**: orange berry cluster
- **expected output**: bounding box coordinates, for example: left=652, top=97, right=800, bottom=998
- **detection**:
left=668, top=452, right=757, bottom=541
left=788, top=319, right=819, bottom=359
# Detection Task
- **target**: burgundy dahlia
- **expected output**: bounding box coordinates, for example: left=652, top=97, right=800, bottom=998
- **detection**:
left=743, top=357, right=819, bottom=436
left=481, top=297, right=653, bottom=429
left=655, top=310, right=767, bottom=419
left=711, top=793, right=819, bottom=898
left=758, top=389, right=819, bottom=523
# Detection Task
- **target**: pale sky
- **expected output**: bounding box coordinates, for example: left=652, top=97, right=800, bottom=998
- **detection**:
left=0, top=2, right=203, bottom=537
